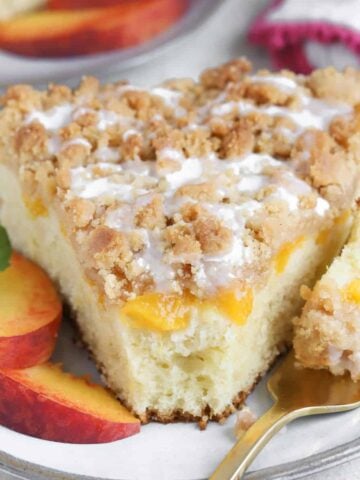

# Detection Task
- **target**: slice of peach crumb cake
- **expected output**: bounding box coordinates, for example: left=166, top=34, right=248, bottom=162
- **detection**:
left=0, top=58, right=359, bottom=426
left=294, top=210, right=360, bottom=379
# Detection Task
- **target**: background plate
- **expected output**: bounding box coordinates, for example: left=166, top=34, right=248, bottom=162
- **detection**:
left=1, top=320, right=360, bottom=480
left=0, top=0, right=221, bottom=86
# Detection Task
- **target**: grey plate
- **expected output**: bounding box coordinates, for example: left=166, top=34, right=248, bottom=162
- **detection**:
left=1, top=437, right=360, bottom=480
left=1, top=317, right=360, bottom=480
left=0, top=0, right=222, bottom=85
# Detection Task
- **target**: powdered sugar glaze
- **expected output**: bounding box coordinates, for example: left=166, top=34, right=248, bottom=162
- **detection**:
left=24, top=72, right=350, bottom=295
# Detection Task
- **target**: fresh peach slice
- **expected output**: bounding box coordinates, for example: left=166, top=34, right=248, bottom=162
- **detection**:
left=0, top=363, right=140, bottom=443
left=0, top=252, right=61, bottom=369
left=0, top=0, right=187, bottom=58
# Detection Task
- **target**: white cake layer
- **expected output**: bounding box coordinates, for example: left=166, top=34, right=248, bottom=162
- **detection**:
left=0, top=164, right=350, bottom=419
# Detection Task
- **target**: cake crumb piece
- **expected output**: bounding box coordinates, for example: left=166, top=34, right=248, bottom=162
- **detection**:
left=198, top=415, right=209, bottom=430
left=234, top=406, right=257, bottom=439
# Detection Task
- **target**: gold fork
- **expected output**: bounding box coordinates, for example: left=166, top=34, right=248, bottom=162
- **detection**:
left=210, top=351, right=360, bottom=480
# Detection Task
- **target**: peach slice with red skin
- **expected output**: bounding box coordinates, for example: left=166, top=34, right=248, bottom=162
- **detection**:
left=0, top=252, right=61, bottom=369
left=0, top=363, right=140, bottom=443
left=0, top=0, right=187, bottom=58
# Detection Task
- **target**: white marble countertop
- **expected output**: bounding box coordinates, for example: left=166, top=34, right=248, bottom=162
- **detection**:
left=106, top=0, right=360, bottom=479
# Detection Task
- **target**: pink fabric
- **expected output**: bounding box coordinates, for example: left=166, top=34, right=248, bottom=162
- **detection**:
left=248, top=0, right=360, bottom=73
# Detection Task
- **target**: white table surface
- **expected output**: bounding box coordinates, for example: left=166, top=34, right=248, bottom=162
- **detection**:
left=102, top=0, right=360, bottom=478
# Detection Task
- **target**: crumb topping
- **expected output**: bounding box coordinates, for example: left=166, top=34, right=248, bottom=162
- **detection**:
left=1, top=59, right=359, bottom=301
left=294, top=212, right=360, bottom=379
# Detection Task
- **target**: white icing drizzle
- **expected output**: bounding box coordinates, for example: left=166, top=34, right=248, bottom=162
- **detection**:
left=48, top=136, right=91, bottom=155
left=122, top=129, right=139, bottom=141
left=65, top=138, right=91, bottom=149
left=25, top=73, right=349, bottom=294
left=151, top=87, right=182, bottom=107
left=315, top=197, right=330, bottom=216
left=71, top=164, right=134, bottom=201
left=26, top=104, right=73, bottom=131
left=237, top=175, right=267, bottom=193
left=96, top=110, right=119, bottom=131
left=228, top=153, right=283, bottom=174
left=193, top=200, right=262, bottom=288
left=47, top=136, right=61, bottom=155
left=272, top=187, right=300, bottom=212
left=212, top=96, right=350, bottom=132
left=250, top=75, right=298, bottom=92
left=95, top=146, right=120, bottom=163
left=165, top=157, right=203, bottom=190
left=67, top=150, right=326, bottom=292
left=138, top=231, right=176, bottom=291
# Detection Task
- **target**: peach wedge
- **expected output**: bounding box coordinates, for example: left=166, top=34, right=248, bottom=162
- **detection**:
left=0, top=363, right=140, bottom=443
left=0, top=252, right=61, bottom=369
left=0, top=0, right=187, bottom=57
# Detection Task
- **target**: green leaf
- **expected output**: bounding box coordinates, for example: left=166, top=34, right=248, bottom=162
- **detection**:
left=0, top=225, right=12, bottom=272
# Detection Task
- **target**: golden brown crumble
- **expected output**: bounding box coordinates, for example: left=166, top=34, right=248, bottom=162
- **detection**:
left=65, top=198, right=95, bottom=228
left=0, top=58, right=360, bottom=302
left=219, top=123, right=255, bottom=158
left=307, top=67, right=360, bottom=105
left=200, top=58, right=252, bottom=90
left=134, top=195, right=165, bottom=230
left=193, top=215, right=233, bottom=255
left=294, top=210, right=360, bottom=376
left=165, top=223, right=202, bottom=260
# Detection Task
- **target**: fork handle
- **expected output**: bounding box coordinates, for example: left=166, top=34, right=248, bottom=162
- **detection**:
left=209, top=403, right=296, bottom=480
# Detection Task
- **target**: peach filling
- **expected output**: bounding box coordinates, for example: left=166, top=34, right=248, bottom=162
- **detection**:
left=343, top=279, right=360, bottom=304
left=121, top=288, right=254, bottom=332
left=214, top=288, right=253, bottom=326
left=274, top=236, right=305, bottom=274
left=121, top=293, right=194, bottom=332
left=316, top=210, right=351, bottom=245
left=23, top=197, right=48, bottom=218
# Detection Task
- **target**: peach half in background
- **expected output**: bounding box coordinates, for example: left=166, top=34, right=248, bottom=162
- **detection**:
left=0, top=0, right=188, bottom=58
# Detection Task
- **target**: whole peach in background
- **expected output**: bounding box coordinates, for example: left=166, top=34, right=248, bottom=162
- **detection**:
left=0, top=0, right=187, bottom=58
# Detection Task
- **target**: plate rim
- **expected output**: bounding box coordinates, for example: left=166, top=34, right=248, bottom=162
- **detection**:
left=1, top=429, right=360, bottom=480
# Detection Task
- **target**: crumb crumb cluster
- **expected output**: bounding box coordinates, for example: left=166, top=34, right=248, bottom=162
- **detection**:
left=1, top=59, right=359, bottom=302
